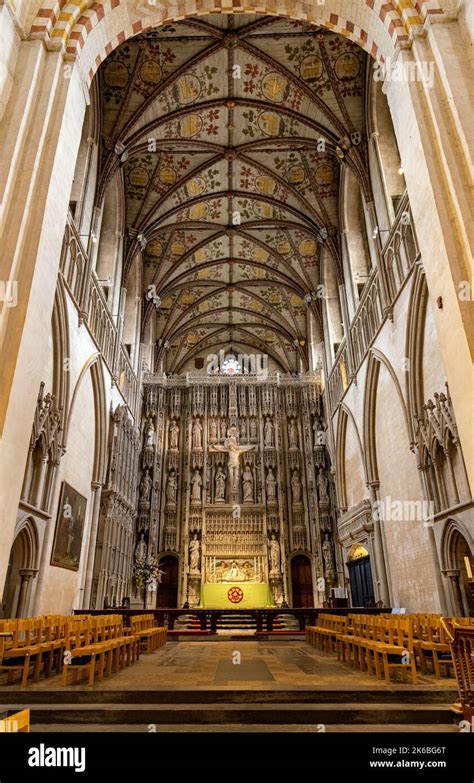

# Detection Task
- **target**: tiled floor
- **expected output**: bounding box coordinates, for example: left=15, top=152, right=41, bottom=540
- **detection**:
left=1, top=640, right=457, bottom=691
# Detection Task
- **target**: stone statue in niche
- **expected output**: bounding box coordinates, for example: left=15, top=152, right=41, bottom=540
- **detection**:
left=242, top=463, right=254, bottom=502
left=192, top=418, right=203, bottom=450
left=269, top=532, right=281, bottom=573
left=266, top=468, right=277, bottom=501
left=209, top=419, right=218, bottom=443
left=220, top=419, right=226, bottom=439
left=250, top=418, right=258, bottom=440
left=191, top=468, right=202, bottom=502
left=317, top=467, right=329, bottom=501
left=166, top=469, right=177, bottom=505
left=313, top=418, right=325, bottom=448
left=139, top=469, right=152, bottom=501
left=322, top=533, right=336, bottom=581
left=135, top=532, right=147, bottom=562
left=264, top=417, right=274, bottom=447
left=189, top=533, right=201, bottom=573
left=215, top=464, right=226, bottom=501
left=291, top=470, right=302, bottom=504
left=145, top=419, right=155, bottom=448
left=169, top=419, right=179, bottom=450
left=288, top=419, right=298, bottom=449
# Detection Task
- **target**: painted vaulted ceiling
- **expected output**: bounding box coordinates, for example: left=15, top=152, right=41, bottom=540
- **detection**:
left=96, top=14, right=369, bottom=374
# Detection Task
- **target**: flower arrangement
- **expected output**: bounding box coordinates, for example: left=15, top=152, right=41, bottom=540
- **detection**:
left=133, top=555, right=165, bottom=593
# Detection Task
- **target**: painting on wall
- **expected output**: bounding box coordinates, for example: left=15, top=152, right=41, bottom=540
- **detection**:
left=50, top=482, right=87, bottom=571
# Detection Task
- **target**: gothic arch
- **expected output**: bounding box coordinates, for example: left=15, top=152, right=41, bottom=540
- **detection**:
left=30, top=1, right=443, bottom=85
left=64, top=353, right=108, bottom=485
left=363, top=348, right=411, bottom=484
left=13, top=515, right=40, bottom=571
left=52, top=276, right=71, bottom=420
left=405, top=265, right=429, bottom=423
left=1, top=515, right=40, bottom=617
left=335, top=404, right=365, bottom=513
left=440, top=517, right=473, bottom=573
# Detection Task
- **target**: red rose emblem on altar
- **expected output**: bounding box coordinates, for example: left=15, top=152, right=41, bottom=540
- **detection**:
left=228, top=586, right=244, bottom=604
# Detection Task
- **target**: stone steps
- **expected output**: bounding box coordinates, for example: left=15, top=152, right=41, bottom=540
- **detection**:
left=0, top=687, right=457, bottom=705
left=30, top=723, right=460, bottom=733
left=2, top=701, right=457, bottom=726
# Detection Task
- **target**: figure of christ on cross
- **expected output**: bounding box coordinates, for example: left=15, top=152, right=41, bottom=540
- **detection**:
left=209, top=427, right=256, bottom=494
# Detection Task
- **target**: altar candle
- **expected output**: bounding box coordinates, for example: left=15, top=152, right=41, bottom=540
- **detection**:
left=465, top=556, right=473, bottom=579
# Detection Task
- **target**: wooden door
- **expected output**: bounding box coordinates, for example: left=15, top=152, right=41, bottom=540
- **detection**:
left=348, top=555, right=375, bottom=607
left=156, top=555, right=179, bottom=608
left=291, top=555, right=314, bottom=607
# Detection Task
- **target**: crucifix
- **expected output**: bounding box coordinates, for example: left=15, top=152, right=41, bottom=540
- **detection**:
left=209, top=426, right=256, bottom=499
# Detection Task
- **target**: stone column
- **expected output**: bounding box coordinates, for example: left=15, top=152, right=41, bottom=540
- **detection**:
left=368, top=482, right=391, bottom=606
left=82, top=482, right=103, bottom=608
left=0, top=46, right=87, bottom=595
left=16, top=569, right=37, bottom=618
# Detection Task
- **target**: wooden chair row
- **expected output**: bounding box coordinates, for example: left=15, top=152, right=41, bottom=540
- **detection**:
left=307, top=613, right=473, bottom=685
left=61, top=615, right=141, bottom=688
left=0, top=616, right=71, bottom=689
left=306, top=614, right=349, bottom=659
left=129, top=614, right=167, bottom=654
left=0, top=613, right=167, bottom=688
left=307, top=614, right=417, bottom=686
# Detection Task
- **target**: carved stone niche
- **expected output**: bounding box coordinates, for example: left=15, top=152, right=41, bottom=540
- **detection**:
left=337, top=500, right=374, bottom=549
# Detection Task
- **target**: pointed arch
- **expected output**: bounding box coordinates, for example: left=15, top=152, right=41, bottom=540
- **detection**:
left=64, top=353, right=108, bottom=486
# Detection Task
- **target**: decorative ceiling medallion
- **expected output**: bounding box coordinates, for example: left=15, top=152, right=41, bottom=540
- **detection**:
left=171, top=241, right=186, bottom=254
left=189, top=202, right=209, bottom=220
left=103, top=61, right=129, bottom=88
left=314, top=163, right=335, bottom=185
left=257, top=111, right=282, bottom=137
left=128, top=166, right=150, bottom=188
left=254, top=201, right=272, bottom=219
left=261, top=73, right=289, bottom=103
left=298, top=238, right=317, bottom=256
left=187, top=177, right=207, bottom=197
left=334, top=52, right=360, bottom=82
left=178, top=114, right=203, bottom=138
left=175, top=74, right=202, bottom=105
left=288, top=165, right=305, bottom=185
left=140, top=60, right=162, bottom=84
left=277, top=240, right=291, bottom=255
left=194, top=248, right=210, bottom=262
left=255, top=175, right=276, bottom=196
left=251, top=247, right=269, bottom=262
left=147, top=241, right=163, bottom=256
left=159, top=166, right=177, bottom=185
left=300, top=54, right=324, bottom=82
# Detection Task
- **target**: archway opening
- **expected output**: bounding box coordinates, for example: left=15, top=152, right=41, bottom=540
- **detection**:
left=448, top=529, right=474, bottom=617
left=1, top=520, right=38, bottom=618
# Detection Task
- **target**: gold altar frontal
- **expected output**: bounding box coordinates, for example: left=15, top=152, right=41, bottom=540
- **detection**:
left=200, top=583, right=274, bottom=608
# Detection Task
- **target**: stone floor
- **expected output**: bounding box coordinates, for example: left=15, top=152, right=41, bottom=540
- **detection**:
left=0, top=640, right=457, bottom=691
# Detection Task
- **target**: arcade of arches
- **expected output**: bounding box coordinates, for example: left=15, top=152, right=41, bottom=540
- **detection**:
left=0, top=0, right=473, bottom=632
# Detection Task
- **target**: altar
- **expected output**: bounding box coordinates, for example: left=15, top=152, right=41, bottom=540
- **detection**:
left=200, top=582, right=274, bottom=608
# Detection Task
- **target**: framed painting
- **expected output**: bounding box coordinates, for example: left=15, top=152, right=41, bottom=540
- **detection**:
left=50, top=482, right=87, bottom=571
